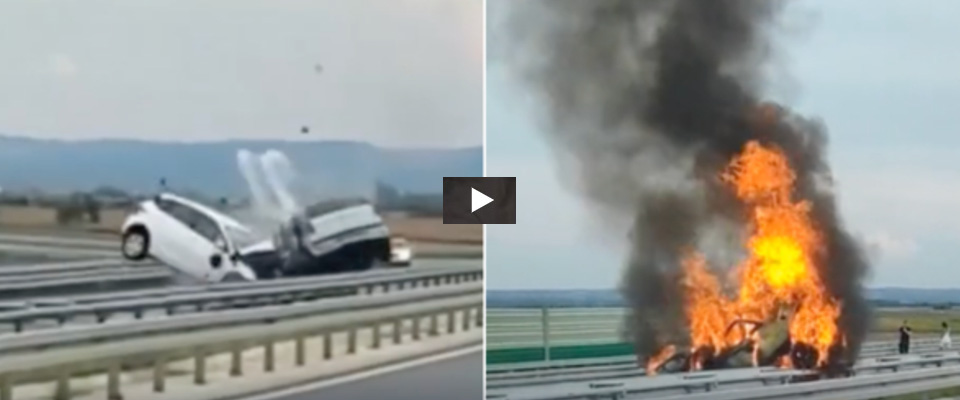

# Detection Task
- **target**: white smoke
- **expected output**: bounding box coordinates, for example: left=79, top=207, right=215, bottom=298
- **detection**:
left=260, top=149, right=300, bottom=215
left=236, top=149, right=305, bottom=224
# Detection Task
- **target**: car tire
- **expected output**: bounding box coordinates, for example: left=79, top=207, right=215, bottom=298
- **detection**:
left=121, top=227, right=150, bottom=261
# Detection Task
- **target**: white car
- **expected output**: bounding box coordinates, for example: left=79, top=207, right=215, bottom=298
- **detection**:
left=120, top=193, right=267, bottom=282
left=121, top=193, right=395, bottom=281
left=389, top=237, right=413, bottom=266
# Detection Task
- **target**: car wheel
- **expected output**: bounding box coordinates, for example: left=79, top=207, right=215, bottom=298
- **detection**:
left=122, top=228, right=150, bottom=260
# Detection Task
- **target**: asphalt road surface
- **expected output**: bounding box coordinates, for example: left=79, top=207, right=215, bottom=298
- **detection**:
left=265, top=350, right=482, bottom=400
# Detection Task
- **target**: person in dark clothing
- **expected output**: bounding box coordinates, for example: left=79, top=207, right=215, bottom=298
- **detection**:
left=899, top=320, right=912, bottom=354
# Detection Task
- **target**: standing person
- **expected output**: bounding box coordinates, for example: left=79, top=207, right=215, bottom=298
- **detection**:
left=899, top=320, right=912, bottom=354
left=940, top=321, right=952, bottom=350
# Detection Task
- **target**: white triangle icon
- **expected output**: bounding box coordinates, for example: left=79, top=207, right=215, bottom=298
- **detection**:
left=471, top=187, right=494, bottom=213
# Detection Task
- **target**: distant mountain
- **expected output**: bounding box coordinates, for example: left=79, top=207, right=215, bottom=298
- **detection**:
left=487, top=289, right=626, bottom=308
left=0, top=135, right=481, bottom=197
left=487, top=287, right=960, bottom=308
left=866, top=287, right=960, bottom=305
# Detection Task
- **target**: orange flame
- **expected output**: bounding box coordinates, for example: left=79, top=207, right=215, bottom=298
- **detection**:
left=645, top=344, right=677, bottom=376
left=678, top=140, right=841, bottom=367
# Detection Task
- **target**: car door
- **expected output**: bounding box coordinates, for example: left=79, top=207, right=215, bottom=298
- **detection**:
left=161, top=200, right=228, bottom=281
left=152, top=198, right=205, bottom=279
left=190, top=213, right=234, bottom=282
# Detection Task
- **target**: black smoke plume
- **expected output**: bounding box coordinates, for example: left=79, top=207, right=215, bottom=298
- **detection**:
left=498, top=0, right=870, bottom=362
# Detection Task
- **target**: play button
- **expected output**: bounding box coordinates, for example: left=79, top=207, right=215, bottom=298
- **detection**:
left=471, top=188, right=494, bottom=213
left=442, top=177, right=516, bottom=224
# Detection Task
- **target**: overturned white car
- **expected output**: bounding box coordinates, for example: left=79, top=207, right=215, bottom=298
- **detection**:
left=120, top=193, right=399, bottom=282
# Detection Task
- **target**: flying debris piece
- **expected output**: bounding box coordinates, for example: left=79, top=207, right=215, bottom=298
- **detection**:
left=301, top=126, right=310, bottom=134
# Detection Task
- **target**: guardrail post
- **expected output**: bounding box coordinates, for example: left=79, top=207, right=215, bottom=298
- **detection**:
left=542, top=307, right=551, bottom=362
left=107, top=363, right=121, bottom=400
left=324, top=333, right=333, bottom=359
left=264, top=341, right=275, bottom=372
left=430, top=313, right=439, bottom=336
left=153, top=357, right=166, bottom=393
left=372, top=323, right=382, bottom=349
left=295, top=336, right=306, bottom=366
left=382, top=283, right=390, bottom=293
left=0, top=375, right=10, bottom=400
left=422, top=278, right=430, bottom=288
left=393, top=319, right=403, bottom=344
left=475, top=305, right=483, bottom=327
left=447, top=310, right=456, bottom=333
left=194, top=348, right=207, bottom=385
left=412, top=316, right=422, bottom=340
left=54, top=369, right=69, bottom=400
left=462, top=307, right=471, bottom=331
left=398, top=281, right=406, bottom=290
left=230, top=346, right=243, bottom=376
left=348, top=329, right=358, bottom=354
left=12, top=320, right=21, bottom=333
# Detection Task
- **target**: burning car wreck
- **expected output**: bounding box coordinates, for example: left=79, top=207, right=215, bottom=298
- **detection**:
left=646, top=305, right=831, bottom=375
left=503, top=0, right=871, bottom=378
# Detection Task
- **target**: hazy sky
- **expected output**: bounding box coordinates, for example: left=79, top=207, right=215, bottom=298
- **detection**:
left=0, top=0, right=482, bottom=147
left=487, top=0, right=960, bottom=289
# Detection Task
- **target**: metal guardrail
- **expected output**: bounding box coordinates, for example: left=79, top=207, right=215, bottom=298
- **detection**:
left=485, top=339, right=944, bottom=389
left=0, top=233, right=117, bottom=249
left=0, top=281, right=484, bottom=400
left=0, top=265, right=483, bottom=333
left=17, top=264, right=473, bottom=306
left=487, top=351, right=960, bottom=400
left=0, top=267, right=168, bottom=284
left=655, top=356, right=960, bottom=400
left=0, top=242, right=115, bottom=257
left=0, top=259, right=160, bottom=277
left=487, top=337, right=944, bottom=373
left=486, top=349, right=960, bottom=400
left=0, top=269, right=172, bottom=295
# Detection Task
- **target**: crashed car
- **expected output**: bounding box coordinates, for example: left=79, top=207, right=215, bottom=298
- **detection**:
left=120, top=192, right=262, bottom=282
left=120, top=193, right=393, bottom=282
left=648, top=306, right=821, bottom=375
left=268, top=198, right=393, bottom=276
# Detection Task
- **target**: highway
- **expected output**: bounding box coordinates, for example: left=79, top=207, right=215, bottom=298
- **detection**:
left=246, top=347, right=483, bottom=400
left=0, top=231, right=484, bottom=399
left=487, top=307, right=960, bottom=400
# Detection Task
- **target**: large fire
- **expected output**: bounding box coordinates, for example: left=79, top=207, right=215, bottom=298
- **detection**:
left=649, top=140, right=843, bottom=373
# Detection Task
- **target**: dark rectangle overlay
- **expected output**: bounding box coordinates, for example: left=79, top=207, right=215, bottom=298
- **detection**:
left=443, top=177, right=516, bottom=224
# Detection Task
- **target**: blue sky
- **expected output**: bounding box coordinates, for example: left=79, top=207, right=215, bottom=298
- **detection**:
left=487, top=0, right=960, bottom=289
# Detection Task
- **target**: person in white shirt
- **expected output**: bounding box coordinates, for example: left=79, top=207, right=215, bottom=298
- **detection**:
left=940, top=321, right=952, bottom=350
